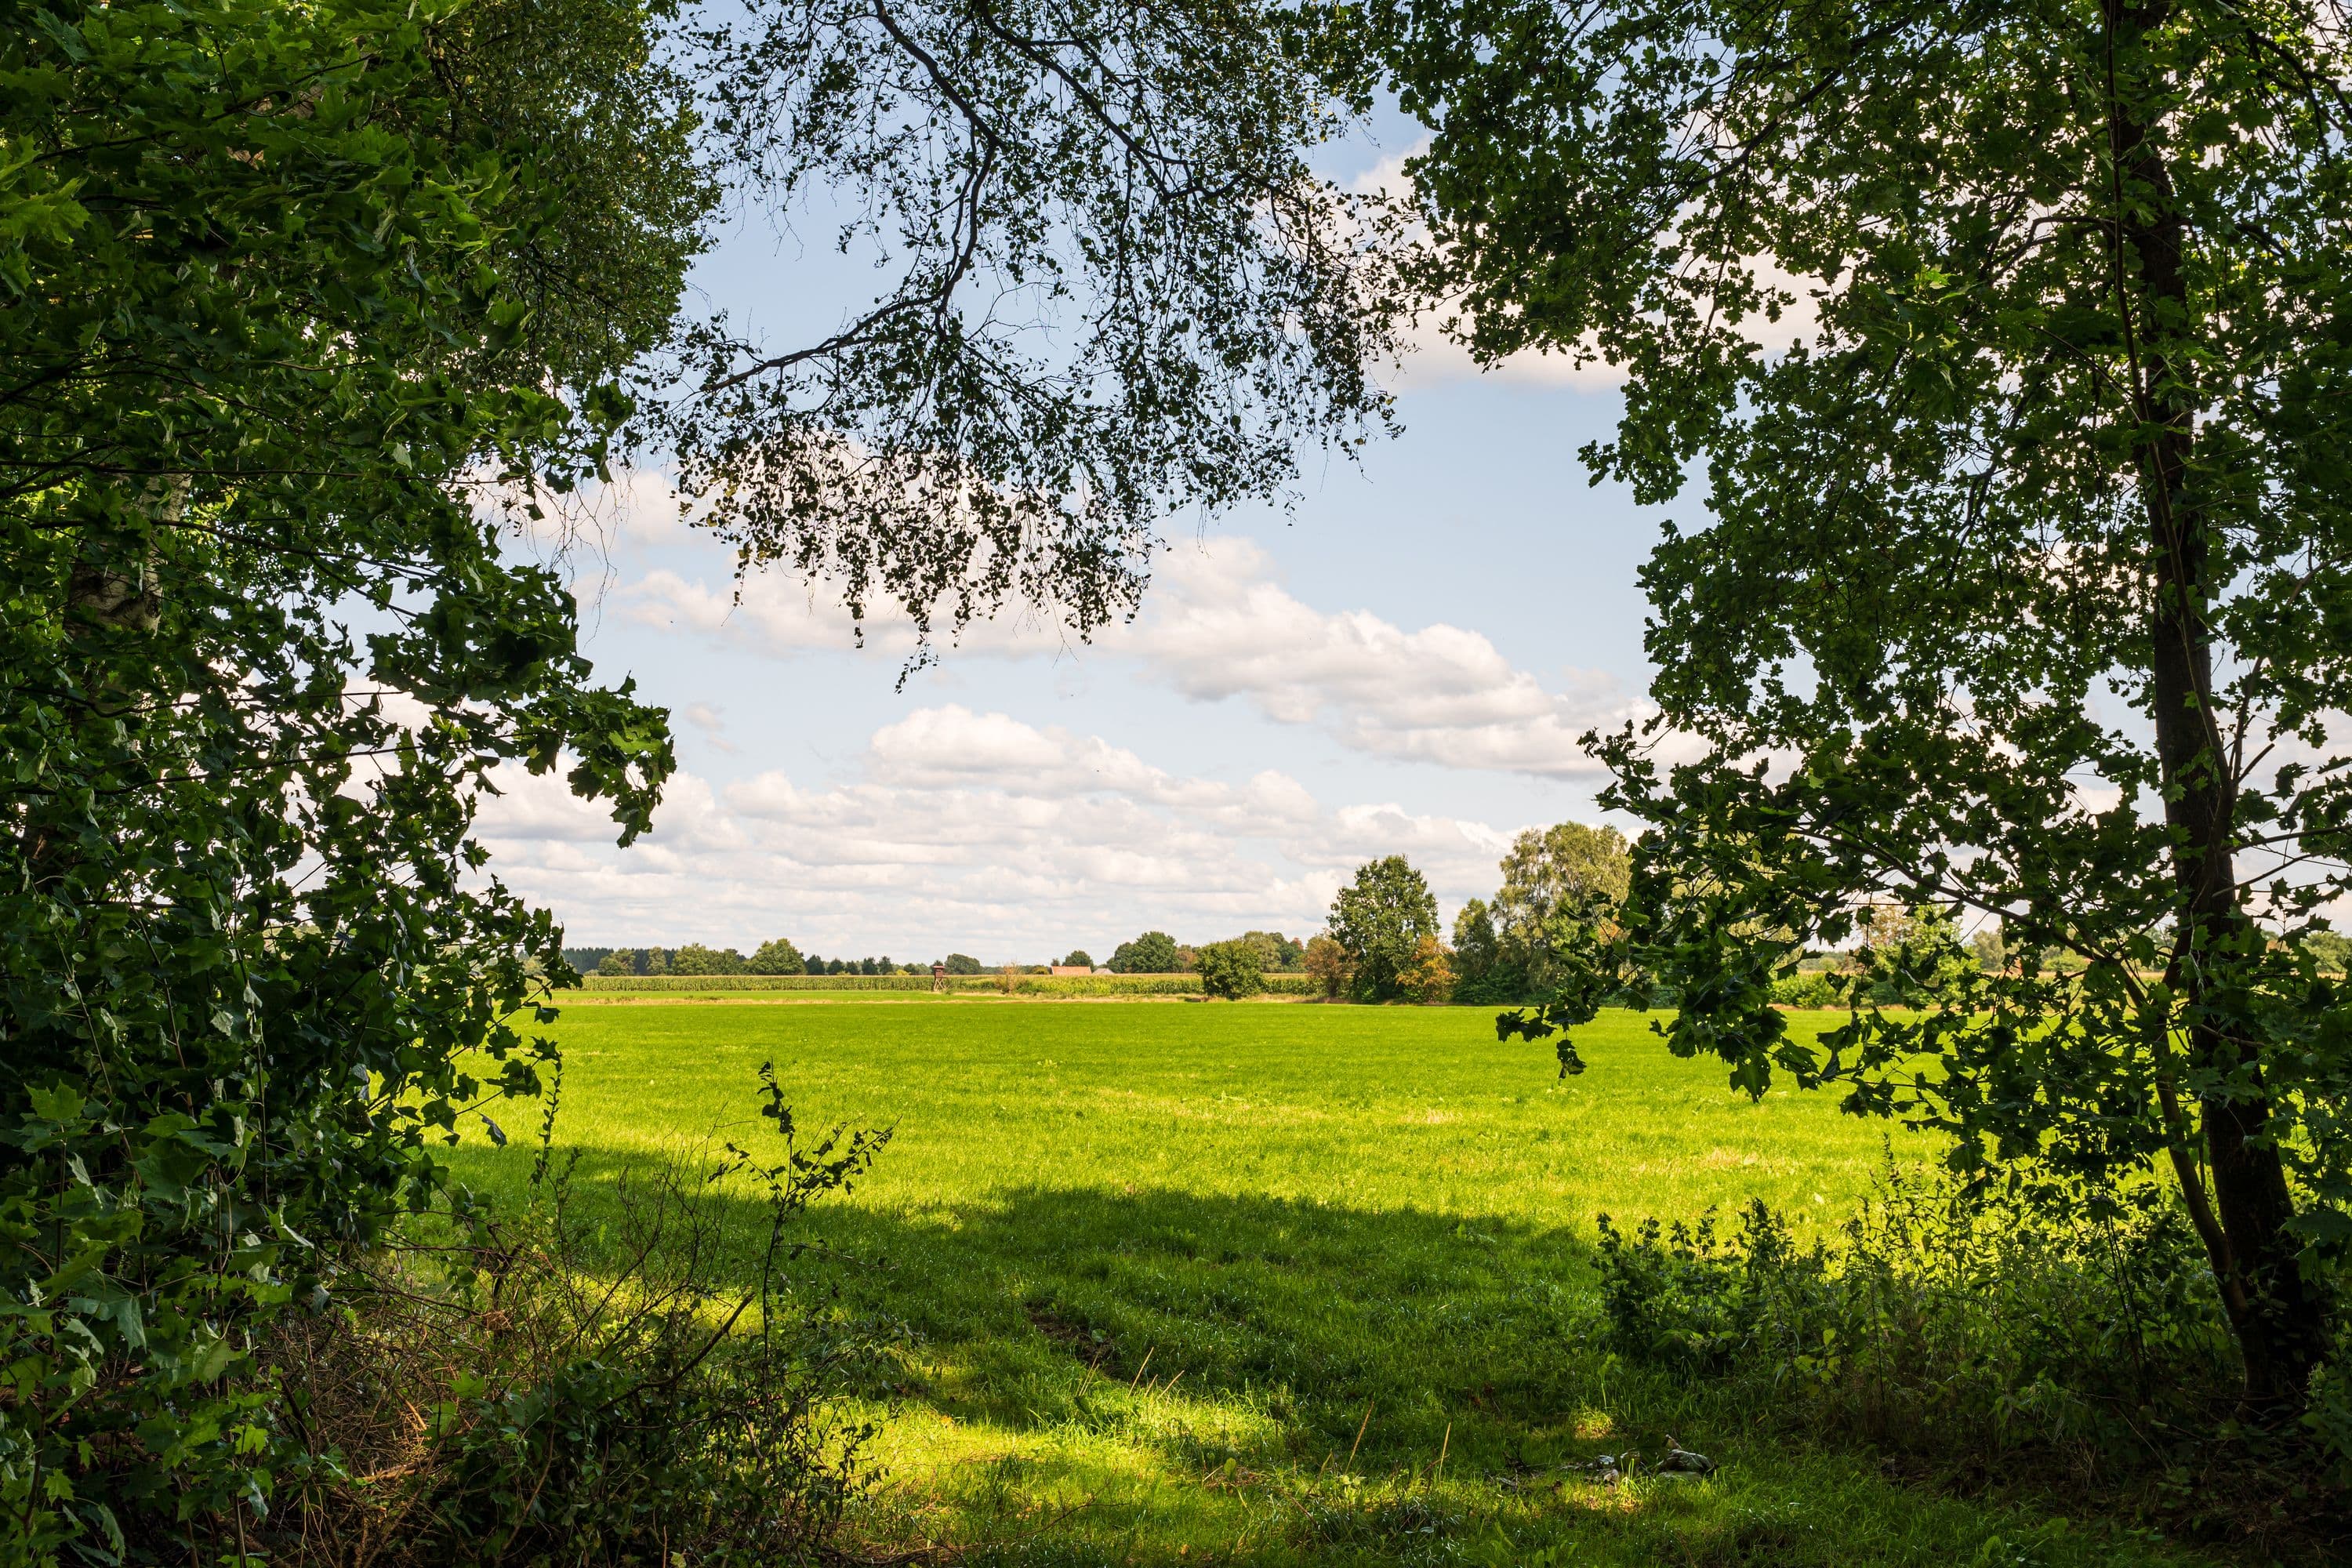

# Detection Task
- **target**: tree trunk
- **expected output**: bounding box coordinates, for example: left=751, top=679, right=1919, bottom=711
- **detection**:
left=2109, top=0, right=2330, bottom=1411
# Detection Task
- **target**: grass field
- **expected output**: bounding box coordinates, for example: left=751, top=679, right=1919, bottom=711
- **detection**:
left=448, top=996, right=2212, bottom=1567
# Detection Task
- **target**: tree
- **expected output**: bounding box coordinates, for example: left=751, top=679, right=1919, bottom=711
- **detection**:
left=943, top=953, right=984, bottom=975
left=2306, top=933, right=2352, bottom=977
left=0, top=0, right=692, bottom=1548
left=653, top=0, right=1404, bottom=655
left=1304, top=935, right=1353, bottom=1000
left=644, top=948, right=672, bottom=976
left=670, top=944, right=747, bottom=977
left=1451, top=899, right=1497, bottom=982
left=1239, top=930, right=1305, bottom=969
left=748, top=938, right=806, bottom=975
left=1329, top=856, right=1440, bottom=1001
left=1969, top=929, right=2007, bottom=976
left=1381, top=0, right=2352, bottom=1407
left=4, top=0, right=1406, bottom=1548
left=1196, top=940, right=1266, bottom=1000
left=1109, top=931, right=1181, bottom=973
left=1397, top=934, right=1456, bottom=1004
left=1492, top=823, right=1632, bottom=990
left=597, top=953, right=638, bottom=977
left=1062, top=949, right=1095, bottom=969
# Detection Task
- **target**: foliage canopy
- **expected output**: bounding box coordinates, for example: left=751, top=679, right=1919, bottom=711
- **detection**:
left=1328, top=855, right=1441, bottom=1002
left=1375, top=0, right=2352, bottom=1406
left=1109, top=931, right=1183, bottom=973
left=0, top=0, right=1403, bottom=1551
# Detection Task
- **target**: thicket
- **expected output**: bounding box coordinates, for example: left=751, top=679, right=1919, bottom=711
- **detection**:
left=1592, top=1161, right=2352, bottom=1550
left=268, top=1071, right=892, bottom=1566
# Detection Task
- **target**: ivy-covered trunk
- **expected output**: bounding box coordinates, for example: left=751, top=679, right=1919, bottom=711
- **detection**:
left=2114, top=1, right=2332, bottom=1407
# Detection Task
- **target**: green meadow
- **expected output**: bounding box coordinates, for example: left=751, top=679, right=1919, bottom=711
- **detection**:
left=451, top=996, right=2211, bottom=1567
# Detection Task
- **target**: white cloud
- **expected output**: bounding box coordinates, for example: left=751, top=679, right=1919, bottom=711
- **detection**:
left=1131, top=539, right=1631, bottom=775
left=1346, top=144, right=1826, bottom=390
left=619, top=536, right=1639, bottom=779
left=679, top=701, right=737, bottom=753
left=474, top=706, right=1515, bottom=955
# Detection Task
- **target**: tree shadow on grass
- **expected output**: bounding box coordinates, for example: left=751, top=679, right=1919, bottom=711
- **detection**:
left=452, top=1138, right=1599, bottom=1461
left=440, top=1139, right=2221, bottom=1568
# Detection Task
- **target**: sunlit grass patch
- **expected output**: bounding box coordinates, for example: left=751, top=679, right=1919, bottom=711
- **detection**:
left=448, top=1000, right=2225, bottom=1566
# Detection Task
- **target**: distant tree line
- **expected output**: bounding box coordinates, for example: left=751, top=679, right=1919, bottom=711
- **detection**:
left=568, top=944, right=1005, bottom=978
left=1103, top=930, right=1304, bottom=975
left=1448, top=824, right=1632, bottom=1005
left=1279, top=826, right=1633, bottom=1007
left=566, top=933, right=1313, bottom=983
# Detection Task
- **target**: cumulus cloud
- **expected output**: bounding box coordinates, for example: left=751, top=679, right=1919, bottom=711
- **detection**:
left=1131, top=540, right=1632, bottom=775
left=621, top=537, right=1639, bottom=779
left=474, top=705, right=1515, bottom=954
left=1347, top=143, right=1826, bottom=390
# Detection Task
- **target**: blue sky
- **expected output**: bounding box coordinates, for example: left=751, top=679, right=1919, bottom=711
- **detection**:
left=474, top=134, right=1690, bottom=964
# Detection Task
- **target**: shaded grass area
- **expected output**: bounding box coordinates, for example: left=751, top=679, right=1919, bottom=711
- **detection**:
left=448, top=1000, right=2214, bottom=1566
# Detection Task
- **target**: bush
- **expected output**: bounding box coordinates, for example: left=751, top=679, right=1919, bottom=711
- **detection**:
left=1196, top=939, right=1265, bottom=999
left=1304, top=935, right=1352, bottom=999
left=1397, top=933, right=1454, bottom=1003
left=1588, top=1160, right=2352, bottom=1515
left=1769, top=970, right=1842, bottom=1008
left=271, top=1066, right=891, bottom=1566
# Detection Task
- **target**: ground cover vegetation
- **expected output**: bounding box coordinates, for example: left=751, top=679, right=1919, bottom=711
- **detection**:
left=1357, top=0, right=2352, bottom=1497
left=0, top=0, right=1404, bottom=1556
left=442, top=996, right=2285, bottom=1564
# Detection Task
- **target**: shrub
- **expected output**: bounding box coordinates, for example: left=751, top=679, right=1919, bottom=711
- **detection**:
left=1588, top=1160, right=2352, bottom=1512
left=1196, top=939, right=1265, bottom=999
left=1769, top=970, right=1842, bottom=1009
left=271, top=1065, right=891, bottom=1566
left=1396, top=933, right=1454, bottom=1003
